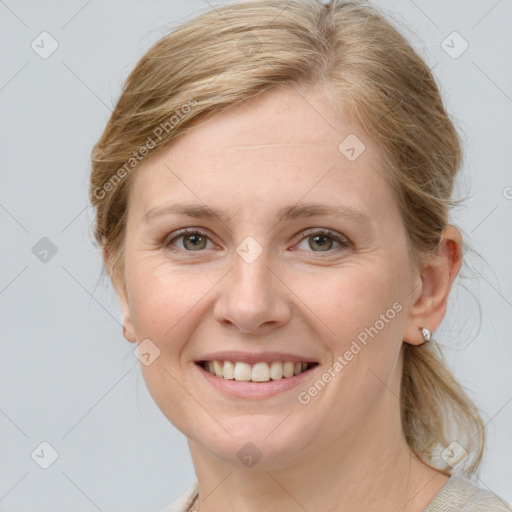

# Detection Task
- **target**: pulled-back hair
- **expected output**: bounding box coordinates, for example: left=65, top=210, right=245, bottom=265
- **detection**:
left=90, top=0, right=485, bottom=477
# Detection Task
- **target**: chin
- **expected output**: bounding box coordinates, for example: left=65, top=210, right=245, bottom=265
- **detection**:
left=191, top=416, right=317, bottom=471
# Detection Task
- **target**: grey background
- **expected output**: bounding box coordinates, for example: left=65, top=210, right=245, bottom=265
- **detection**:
left=1, top=0, right=511, bottom=510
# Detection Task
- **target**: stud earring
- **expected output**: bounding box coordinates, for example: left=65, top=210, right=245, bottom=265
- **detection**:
left=420, top=326, right=432, bottom=344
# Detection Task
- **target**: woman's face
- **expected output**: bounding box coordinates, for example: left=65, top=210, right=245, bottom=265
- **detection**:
left=116, top=85, right=424, bottom=468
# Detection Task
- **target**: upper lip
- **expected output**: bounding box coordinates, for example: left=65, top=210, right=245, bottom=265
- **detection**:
left=196, top=351, right=319, bottom=365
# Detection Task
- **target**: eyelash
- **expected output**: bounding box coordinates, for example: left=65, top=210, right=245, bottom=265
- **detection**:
left=164, top=227, right=351, bottom=255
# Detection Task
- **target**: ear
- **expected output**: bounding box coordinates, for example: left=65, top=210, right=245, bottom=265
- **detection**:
left=102, top=244, right=137, bottom=344
left=403, top=225, right=463, bottom=345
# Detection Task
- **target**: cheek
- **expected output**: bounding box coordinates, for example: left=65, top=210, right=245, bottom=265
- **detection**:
left=301, top=259, right=405, bottom=341
left=124, top=262, right=211, bottom=432
left=125, top=257, right=219, bottom=346
left=309, top=258, right=408, bottom=404
left=119, top=240, right=214, bottom=431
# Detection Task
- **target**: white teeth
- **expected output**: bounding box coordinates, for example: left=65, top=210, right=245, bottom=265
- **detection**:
left=283, top=362, right=295, bottom=378
left=251, top=362, right=270, bottom=382
left=270, top=361, right=283, bottom=380
left=234, top=362, right=252, bottom=381
left=223, top=360, right=235, bottom=379
left=202, top=360, right=312, bottom=382
left=213, top=360, right=223, bottom=377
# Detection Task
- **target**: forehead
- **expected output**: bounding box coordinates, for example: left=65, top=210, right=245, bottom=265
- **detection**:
left=128, top=85, right=398, bottom=225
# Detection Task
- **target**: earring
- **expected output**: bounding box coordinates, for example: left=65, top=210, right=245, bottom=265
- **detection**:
left=420, top=326, right=432, bottom=344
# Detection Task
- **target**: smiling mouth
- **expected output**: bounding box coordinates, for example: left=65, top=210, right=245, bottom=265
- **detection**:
left=197, top=360, right=319, bottom=382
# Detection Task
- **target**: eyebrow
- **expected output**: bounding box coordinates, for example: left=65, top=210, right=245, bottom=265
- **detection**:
left=142, top=201, right=372, bottom=228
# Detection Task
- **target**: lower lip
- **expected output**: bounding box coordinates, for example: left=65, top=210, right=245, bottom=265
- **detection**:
left=195, top=363, right=317, bottom=399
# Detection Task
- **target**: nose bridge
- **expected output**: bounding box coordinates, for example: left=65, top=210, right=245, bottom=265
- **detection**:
left=231, top=236, right=275, bottom=305
left=213, top=237, right=289, bottom=332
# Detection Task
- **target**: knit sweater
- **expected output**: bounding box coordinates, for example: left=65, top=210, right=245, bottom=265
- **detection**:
left=160, top=475, right=512, bottom=511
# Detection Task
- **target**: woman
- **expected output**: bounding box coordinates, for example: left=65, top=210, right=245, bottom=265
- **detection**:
left=89, top=1, right=512, bottom=510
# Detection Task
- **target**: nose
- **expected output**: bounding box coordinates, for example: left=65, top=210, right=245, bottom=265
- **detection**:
left=213, top=249, right=291, bottom=334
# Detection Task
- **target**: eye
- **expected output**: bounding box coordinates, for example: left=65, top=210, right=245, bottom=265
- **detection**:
left=164, top=228, right=351, bottom=254
left=295, top=229, right=351, bottom=254
left=165, top=228, right=213, bottom=252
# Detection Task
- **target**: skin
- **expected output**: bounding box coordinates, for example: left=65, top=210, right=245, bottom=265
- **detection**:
left=108, top=84, right=463, bottom=511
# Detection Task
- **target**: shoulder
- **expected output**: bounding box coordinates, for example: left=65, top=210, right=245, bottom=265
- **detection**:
left=159, top=482, right=198, bottom=512
left=424, top=474, right=512, bottom=511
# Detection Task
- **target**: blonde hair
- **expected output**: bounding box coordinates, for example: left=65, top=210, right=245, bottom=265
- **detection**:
left=90, top=0, right=485, bottom=477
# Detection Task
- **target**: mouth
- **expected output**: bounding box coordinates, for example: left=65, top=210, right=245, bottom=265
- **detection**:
left=196, top=359, right=319, bottom=382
